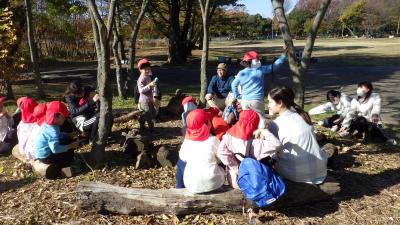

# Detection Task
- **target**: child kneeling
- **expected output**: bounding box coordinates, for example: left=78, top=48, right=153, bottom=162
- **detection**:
left=34, top=101, right=79, bottom=175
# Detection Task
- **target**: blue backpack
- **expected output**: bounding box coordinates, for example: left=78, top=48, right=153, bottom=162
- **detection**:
left=236, top=138, right=286, bottom=207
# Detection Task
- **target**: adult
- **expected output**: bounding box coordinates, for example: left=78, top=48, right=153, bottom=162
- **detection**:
left=231, top=47, right=287, bottom=128
left=309, top=90, right=352, bottom=132
left=205, top=63, right=235, bottom=111
left=64, top=80, right=100, bottom=143
left=256, top=86, right=327, bottom=184
left=340, top=82, right=396, bottom=145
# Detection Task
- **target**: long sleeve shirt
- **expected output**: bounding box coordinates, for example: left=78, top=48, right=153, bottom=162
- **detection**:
left=309, top=94, right=352, bottom=118
left=342, top=92, right=382, bottom=128
left=268, top=110, right=327, bottom=184
left=179, top=136, right=225, bottom=193
left=218, top=130, right=282, bottom=188
left=207, top=75, right=235, bottom=98
left=34, top=123, right=69, bottom=159
left=64, top=94, right=96, bottom=119
left=231, top=54, right=286, bottom=100
left=137, top=74, right=153, bottom=104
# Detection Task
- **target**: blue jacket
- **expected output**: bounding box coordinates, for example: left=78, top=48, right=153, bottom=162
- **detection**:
left=207, top=74, right=235, bottom=98
left=232, top=54, right=286, bottom=100
left=34, top=123, right=69, bottom=159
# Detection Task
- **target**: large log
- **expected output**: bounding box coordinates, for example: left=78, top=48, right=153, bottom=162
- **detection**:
left=76, top=176, right=340, bottom=216
left=113, top=110, right=142, bottom=123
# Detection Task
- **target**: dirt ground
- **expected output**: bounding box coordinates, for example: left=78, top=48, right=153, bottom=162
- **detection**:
left=1, top=39, right=400, bottom=224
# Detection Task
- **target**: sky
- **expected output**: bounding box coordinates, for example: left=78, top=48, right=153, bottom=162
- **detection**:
left=237, top=0, right=298, bottom=18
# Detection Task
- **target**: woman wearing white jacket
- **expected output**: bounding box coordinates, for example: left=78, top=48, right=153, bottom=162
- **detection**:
left=309, top=90, right=352, bottom=132
left=340, top=82, right=396, bottom=145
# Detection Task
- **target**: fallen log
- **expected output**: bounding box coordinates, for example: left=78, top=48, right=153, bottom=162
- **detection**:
left=76, top=176, right=340, bottom=216
left=114, top=110, right=143, bottom=124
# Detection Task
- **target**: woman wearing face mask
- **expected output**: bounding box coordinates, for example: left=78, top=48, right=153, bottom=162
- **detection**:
left=231, top=46, right=288, bottom=129
left=340, top=82, right=396, bottom=145
left=255, top=85, right=327, bottom=184
left=309, top=90, right=352, bottom=132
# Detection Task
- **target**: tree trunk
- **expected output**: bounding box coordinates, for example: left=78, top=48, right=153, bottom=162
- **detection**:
left=25, top=0, right=45, bottom=99
left=271, top=0, right=331, bottom=107
left=87, top=0, right=117, bottom=167
left=4, top=78, right=14, bottom=100
left=397, top=16, right=399, bottom=35
left=112, top=4, right=126, bottom=99
left=198, top=0, right=211, bottom=105
left=168, top=0, right=185, bottom=64
left=128, top=0, right=149, bottom=78
left=76, top=178, right=340, bottom=216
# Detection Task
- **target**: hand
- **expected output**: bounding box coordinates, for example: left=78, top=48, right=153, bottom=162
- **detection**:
left=88, top=91, right=96, bottom=99
left=370, top=114, right=379, bottom=124
left=333, top=118, right=342, bottom=124
left=338, top=127, right=347, bottom=133
left=148, top=81, right=157, bottom=88
left=69, top=141, right=80, bottom=149
left=253, top=129, right=263, bottom=139
left=205, top=93, right=213, bottom=101
left=283, top=45, right=288, bottom=56
left=92, top=94, right=100, bottom=102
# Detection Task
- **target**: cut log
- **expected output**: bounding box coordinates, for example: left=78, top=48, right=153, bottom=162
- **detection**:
left=114, top=110, right=143, bottom=123
left=76, top=176, right=340, bottom=216
left=11, top=145, right=60, bottom=179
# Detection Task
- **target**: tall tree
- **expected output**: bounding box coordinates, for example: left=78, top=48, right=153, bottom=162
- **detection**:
left=198, top=0, right=211, bottom=105
left=87, top=0, right=117, bottom=167
left=24, top=0, right=45, bottom=99
left=112, top=2, right=126, bottom=99
left=271, top=0, right=332, bottom=107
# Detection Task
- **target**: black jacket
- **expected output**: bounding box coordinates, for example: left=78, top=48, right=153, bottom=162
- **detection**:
left=64, top=94, right=97, bottom=118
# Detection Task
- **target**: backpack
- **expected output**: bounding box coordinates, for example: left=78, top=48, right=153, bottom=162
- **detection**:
left=235, top=138, right=285, bottom=207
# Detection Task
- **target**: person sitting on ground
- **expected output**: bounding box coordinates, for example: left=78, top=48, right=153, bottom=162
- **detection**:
left=181, top=96, right=197, bottom=136
left=223, top=98, right=243, bottom=126
left=309, top=90, right=352, bottom=132
left=205, top=107, right=230, bottom=141
left=205, top=63, right=235, bottom=112
left=340, top=81, right=397, bottom=145
left=23, top=103, right=47, bottom=160
left=0, top=96, right=15, bottom=155
left=176, top=109, right=225, bottom=193
left=231, top=47, right=287, bottom=128
left=137, top=58, right=158, bottom=132
left=34, top=101, right=79, bottom=175
left=17, top=97, right=38, bottom=159
left=64, top=80, right=100, bottom=143
left=218, top=110, right=282, bottom=189
left=259, top=85, right=327, bottom=184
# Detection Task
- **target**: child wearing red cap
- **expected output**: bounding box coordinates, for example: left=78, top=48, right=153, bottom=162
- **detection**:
left=181, top=96, right=197, bottom=136
left=34, top=101, right=79, bottom=173
left=16, top=97, right=38, bottom=158
left=137, top=58, right=158, bottom=132
left=218, top=110, right=282, bottom=189
left=23, top=104, right=46, bottom=160
left=176, top=109, right=225, bottom=193
left=231, top=47, right=287, bottom=129
left=0, top=97, right=14, bottom=155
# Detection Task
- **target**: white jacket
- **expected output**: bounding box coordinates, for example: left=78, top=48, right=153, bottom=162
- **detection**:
left=179, top=136, right=225, bottom=193
left=268, top=110, right=327, bottom=184
left=342, top=92, right=381, bottom=128
left=309, top=94, right=352, bottom=118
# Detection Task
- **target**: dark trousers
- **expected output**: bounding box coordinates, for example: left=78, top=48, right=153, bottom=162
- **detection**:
left=176, top=159, right=186, bottom=188
left=39, top=149, right=75, bottom=168
left=0, top=142, right=13, bottom=155
left=348, top=116, right=388, bottom=142
left=322, top=114, right=341, bottom=128
left=139, top=101, right=155, bottom=130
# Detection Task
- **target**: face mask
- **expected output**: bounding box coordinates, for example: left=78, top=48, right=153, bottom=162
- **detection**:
left=251, top=59, right=261, bottom=69
left=356, top=87, right=366, bottom=97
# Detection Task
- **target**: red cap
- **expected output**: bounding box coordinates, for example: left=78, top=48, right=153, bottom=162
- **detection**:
left=137, top=58, right=150, bottom=70
left=185, top=109, right=211, bottom=141
left=33, top=104, right=47, bottom=126
left=20, top=97, right=38, bottom=123
left=181, top=96, right=196, bottom=106
left=242, top=51, right=259, bottom=62
left=210, top=117, right=229, bottom=141
left=204, top=107, right=219, bottom=118
left=227, top=110, right=259, bottom=141
left=0, top=96, right=4, bottom=104
left=45, top=101, right=70, bottom=125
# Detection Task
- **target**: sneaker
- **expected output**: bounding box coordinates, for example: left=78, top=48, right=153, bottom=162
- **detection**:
left=387, top=139, right=397, bottom=146
left=317, top=121, right=324, bottom=126
left=331, top=125, right=339, bottom=132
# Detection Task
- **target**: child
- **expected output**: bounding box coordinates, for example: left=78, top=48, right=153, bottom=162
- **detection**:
left=181, top=96, right=197, bottom=136
left=137, top=58, right=157, bottom=131
left=309, top=90, right=352, bottom=132
left=34, top=101, right=79, bottom=172
left=231, top=47, right=287, bottom=128
left=0, top=97, right=14, bottom=155
left=176, top=109, right=225, bottom=193
left=17, top=97, right=38, bottom=158
left=218, top=110, right=282, bottom=189
left=23, top=104, right=46, bottom=160
left=223, top=99, right=243, bottom=126
left=340, top=82, right=396, bottom=145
